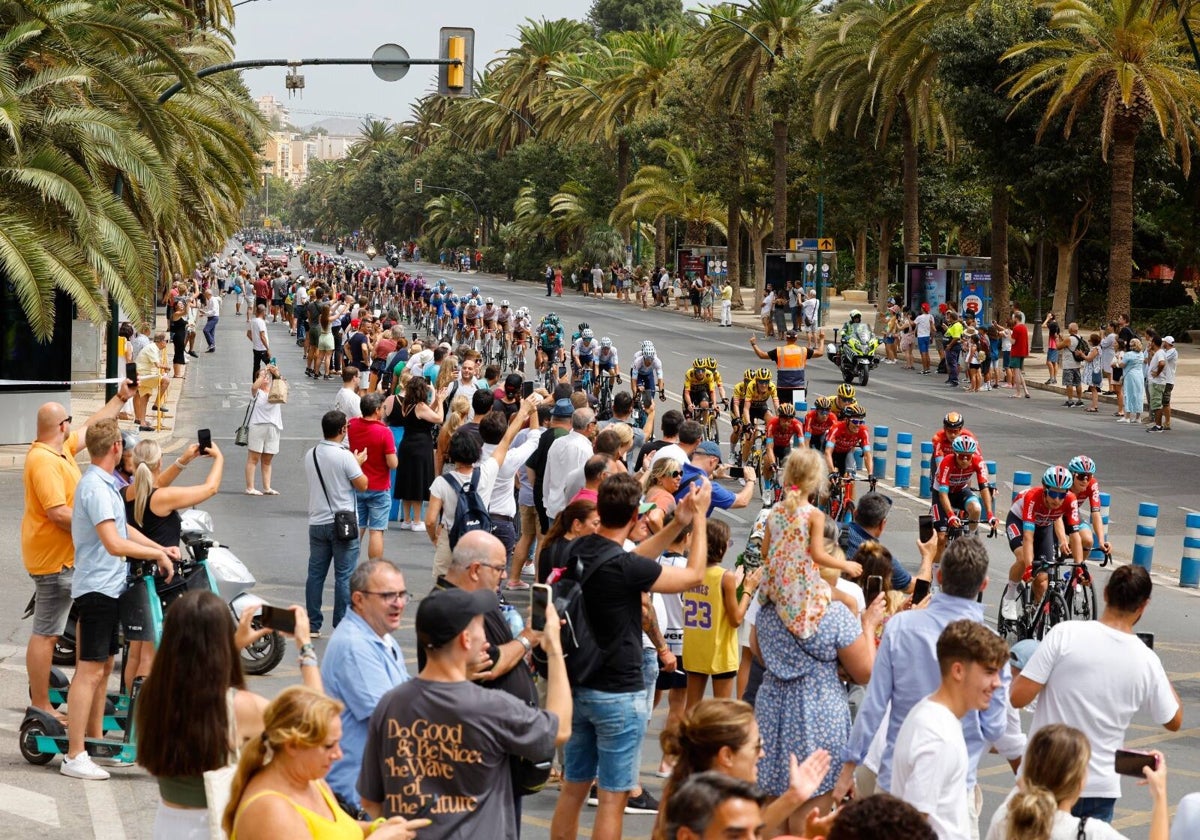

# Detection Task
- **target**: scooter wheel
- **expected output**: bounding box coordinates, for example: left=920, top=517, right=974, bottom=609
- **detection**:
left=52, top=637, right=75, bottom=667
left=19, top=718, right=55, bottom=765
left=241, top=629, right=286, bottom=676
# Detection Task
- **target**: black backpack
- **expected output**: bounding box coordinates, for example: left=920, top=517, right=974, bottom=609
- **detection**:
left=447, top=468, right=493, bottom=549
left=1070, top=334, right=1088, bottom=362
left=535, top=541, right=624, bottom=685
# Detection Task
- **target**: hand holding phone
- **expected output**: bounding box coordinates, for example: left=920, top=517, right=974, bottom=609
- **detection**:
left=726, top=466, right=746, bottom=480
left=864, top=575, right=884, bottom=607
left=530, top=583, right=551, bottom=632
left=1114, top=749, right=1158, bottom=777
left=911, top=578, right=931, bottom=605
left=259, top=605, right=297, bottom=635
left=918, top=515, right=935, bottom=544
left=198, top=428, right=212, bottom=455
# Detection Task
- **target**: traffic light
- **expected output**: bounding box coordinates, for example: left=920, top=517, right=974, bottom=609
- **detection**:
left=438, top=27, right=474, bottom=97
left=414, top=178, right=423, bottom=194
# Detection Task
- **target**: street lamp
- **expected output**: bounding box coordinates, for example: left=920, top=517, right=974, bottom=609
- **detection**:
left=429, top=122, right=469, bottom=145
left=478, top=97, right=538, bottom=137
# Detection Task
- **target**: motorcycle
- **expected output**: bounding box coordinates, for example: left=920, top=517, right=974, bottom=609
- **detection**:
left=827, top=322, right=881, bottom=386
left=24, top=509, right=284, bottom=676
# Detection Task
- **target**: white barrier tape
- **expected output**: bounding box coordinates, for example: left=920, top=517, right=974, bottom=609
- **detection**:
left=0, top=377, right=127, bottom=386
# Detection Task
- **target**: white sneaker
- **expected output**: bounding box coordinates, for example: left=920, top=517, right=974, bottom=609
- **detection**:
left=411, top=521, right=426, bottom=532
left=61, top=752, right=110, bottom=780
left=521, top=563, right=536, bottom=578
left=397, top=521, right=411, bottom=531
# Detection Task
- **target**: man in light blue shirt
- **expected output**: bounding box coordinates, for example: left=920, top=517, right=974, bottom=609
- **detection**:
left=834, top=537, right=1011, bottom=838
left=321, top=558, right=410, bottom=805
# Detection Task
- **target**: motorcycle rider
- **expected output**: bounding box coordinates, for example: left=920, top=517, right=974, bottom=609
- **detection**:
left=840, top=309, right=866, bottom=346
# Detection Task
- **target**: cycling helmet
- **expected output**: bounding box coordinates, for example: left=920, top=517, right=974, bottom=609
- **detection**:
left=779, top=403, right=796, bottom=417
left=743, top=368, right=755, bottom=381
left=951, top=436, right=978, bottom=455
left=704, top=357, right=717, bottom=370
left=836, top=383, right=856, bottom=401
left=1042, top=466, right=1073, bottom=492
left=755, top=367, right=772, bottom=381
left=693, top=357, right=705, bottom=369
left=814, top=396, right=832, bottom=411
left=943, top=411, right=965, bottom=430
left=849, top=309, right=862, bottom=321
left=582, top=328, right=594, bottom=340
left=485, top=296, right=494, bottom=305
left=500, top=300, right=509, bottom=307
left=643, top=347, right=656, bottom=360
left=841, top=403, right=866, bottom=420
left=578, top=322, right=590, bottom=332
left=1067, top=455, right=1096, bottom=477
left=600, top=337, right=612, bottom=348
left=471, top=286, right=480, bottom=295
left=449, top=294, right=460, bottom=304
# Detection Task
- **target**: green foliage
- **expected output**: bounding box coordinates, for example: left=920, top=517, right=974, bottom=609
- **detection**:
left=1150, top=303, right=1200, bottom=338
left=1131, top=279, right=1194, bottom=310
left=587, top=0, right=684, bottom=35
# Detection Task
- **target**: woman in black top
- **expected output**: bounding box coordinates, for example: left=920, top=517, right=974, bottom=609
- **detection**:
left=122, top=439, right=224, bottom=692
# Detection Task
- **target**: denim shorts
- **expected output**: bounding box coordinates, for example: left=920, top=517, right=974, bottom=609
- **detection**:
left=563, top=688, right=648, bottom=792
left=30, top=567, right=74, bottom=637
left=356, top=489, right=391, bottom=531
left=917, top=336, right=931, bottom=354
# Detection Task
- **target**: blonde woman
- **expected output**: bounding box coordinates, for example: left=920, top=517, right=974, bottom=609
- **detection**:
left=224, top=687, right=426, bottom=840
left=986, top=724, right=1167, bottom=840
left=434, top=394, right=470, bottom=475
left=121, top=438, right=224, bottom=691
left=642, top=457, right=682, bottom=534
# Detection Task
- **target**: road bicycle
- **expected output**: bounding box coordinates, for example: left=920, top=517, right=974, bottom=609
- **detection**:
left=741, top=423, right=773, bottom=500
left=692, top=403, right=721, bottom=445
left=597, top=372, right=616, bottom=420
left=823, top=472, right=878, bottom=526
left=996, top=551, right=1106, bottom=643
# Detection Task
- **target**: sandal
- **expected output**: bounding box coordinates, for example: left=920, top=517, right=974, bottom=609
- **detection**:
left=244, top=488, right=263, bottom=496
left=1085, top=407, right=1098, bottom=413
left=263, top=488, right=279, bottom=496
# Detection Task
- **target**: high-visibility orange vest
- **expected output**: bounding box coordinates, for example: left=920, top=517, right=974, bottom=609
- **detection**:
left=776, top=344, right=808, bottom=387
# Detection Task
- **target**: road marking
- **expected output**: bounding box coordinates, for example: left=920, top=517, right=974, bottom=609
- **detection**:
left=1181, top=506, right=1200, bottom=514
left=0, top=782, right=61, bottom=827
left=1015, top=454, right=1053, bottom=468
left=85, top=780, right=127, bottom=840
left=715, top=508, right=747, bottom=525
left=893, top=417, right=922, bottom=427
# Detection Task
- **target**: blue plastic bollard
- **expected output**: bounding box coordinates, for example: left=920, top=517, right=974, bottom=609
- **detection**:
left=1088, top=492, right=1111, bottom=562
left=1132, top=502, right=1159, bottom=571
left=919, top=442, right=934, bottom=500
left=894, top=432, right=913, bottom=489
left=1181, top=513, right=1200, bottom=588
left=872, top=426, right=889, bottom=480
left=1012, top=471, right=1032, bottom=503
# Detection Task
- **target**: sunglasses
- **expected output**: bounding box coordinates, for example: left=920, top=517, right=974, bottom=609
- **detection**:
left=850, top=419, right=866, bottom=426
left=666, top=470, right=682, bottom=478
left=1045, top=490, right=1067, bottom=500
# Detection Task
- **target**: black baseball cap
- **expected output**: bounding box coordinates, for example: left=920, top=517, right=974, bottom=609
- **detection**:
left=415, top=588, right=498, bottom=649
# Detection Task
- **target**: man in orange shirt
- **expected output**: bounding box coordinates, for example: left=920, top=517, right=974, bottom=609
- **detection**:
left=22, top=380, right=136, bottom=716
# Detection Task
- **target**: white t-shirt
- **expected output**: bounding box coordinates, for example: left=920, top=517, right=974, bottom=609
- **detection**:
left=1021, top=620, right=1179, bottom=799
left=654, top=551, right=689, bottom=657
left=985, top=788, right=1128, bottom=840
left=429, top=459, right=500, bottom=530
left=332, top=386, right=362, bottom=420
left=915, top=313, right=934, bottom=338
left=648, top=443, right=689, bottom=472
left=889, top=696, right=970, bottom=840
left=250, top=316, right=269, bottom=351
left=1162, top=346, right=1178, bottom=384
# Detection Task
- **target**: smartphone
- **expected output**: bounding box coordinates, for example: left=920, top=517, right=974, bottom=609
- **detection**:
left=522, top=380, right=535, bottom=398
left=912, top=578, right=931, bottom=604
left=918, top=515, right=935, bottom=543
left=1114, top=749, right=1158, bottom=777
left=726, top=466, right=746, bottom=480
left=864, top=575, right=884, bottom=606
left=259, top=605, right=296, bottom=635
left=531, top=583, right=551, bottom=632
left=1136, top=632, right=1155, bottom=649
left=130, top=369, right=139, bottom=388
left=197, top=428, right=211, bottom=455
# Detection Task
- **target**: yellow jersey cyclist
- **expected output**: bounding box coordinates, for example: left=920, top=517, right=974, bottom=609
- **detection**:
left=683, top=357, right=726, bottom=417
left=730, top=368, right=755, bottom=463
left=740, top=368, right=779, bottom=462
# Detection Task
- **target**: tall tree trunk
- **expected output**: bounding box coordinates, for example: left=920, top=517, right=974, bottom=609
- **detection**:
left=990, top=186, right=1010, bottom=322
left=726, top=115, right=744, bottom=310
left=1106, top=118, right=1138, bottom=320
left=1051, top=242, right=1071, bottom=321
left=855, top=227, right=868, bottom=288
left=655, top=216, right=667, bottom=270
left=750, top=230, right=766, bottom=303
left=618, top=137, right=631, bottom=249
left=876, top=217, right=893, bottom=332
left=900, top=109, right=920, bottom=260
left=772, top=116, right=788, bottom=249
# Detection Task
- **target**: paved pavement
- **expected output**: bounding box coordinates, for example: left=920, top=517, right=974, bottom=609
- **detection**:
left=1, top=247, right=1197, bottom=838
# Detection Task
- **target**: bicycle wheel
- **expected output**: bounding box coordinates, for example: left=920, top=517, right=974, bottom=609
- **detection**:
left=1031, top=591, right=1070, bottom=640
left=1069, top=571, right=1098, bottom=621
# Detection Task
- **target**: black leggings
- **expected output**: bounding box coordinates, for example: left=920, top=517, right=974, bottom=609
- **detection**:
left=169, top=320, right=187, bottom=365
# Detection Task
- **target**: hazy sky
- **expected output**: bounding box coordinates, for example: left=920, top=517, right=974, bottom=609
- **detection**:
left=230, top=0, right=593, bottom=127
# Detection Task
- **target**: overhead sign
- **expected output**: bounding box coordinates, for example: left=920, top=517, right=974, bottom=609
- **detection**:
left=817, top=238, right=835, bottom=252
left=371, top=43, right=411, bottom=82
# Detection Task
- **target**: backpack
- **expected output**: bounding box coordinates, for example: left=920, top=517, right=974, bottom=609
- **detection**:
left=535, top=540, right=624, bottom=685
left=447, top=467, right=493, bottom=550
left=1070, top=335, right=1088, bottom=363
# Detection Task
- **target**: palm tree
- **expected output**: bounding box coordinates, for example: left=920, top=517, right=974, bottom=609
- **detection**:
left=423, top=194, right=476, bottom=249
left=610, top=139, right=728, bottom=244
left=1003, top=0, right=1200, bottom=319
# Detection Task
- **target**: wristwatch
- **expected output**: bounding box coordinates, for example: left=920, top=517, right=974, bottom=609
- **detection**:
left=516, top=634, right=532, bottom=655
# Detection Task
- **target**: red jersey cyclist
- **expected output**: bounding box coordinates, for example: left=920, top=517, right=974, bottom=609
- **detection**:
left=1002, top=465, right=1083, bottom=618
left=931, top=436, right=996, bottom=545
left=931, top=411, right=979, bottom=476
left=824, top=404, right=871, bottom=479
left=764, top=403, right=804, bottom=472
left=1067, top=454, right=1111, bottom=557
left=803, top=396, right=836, bottom=450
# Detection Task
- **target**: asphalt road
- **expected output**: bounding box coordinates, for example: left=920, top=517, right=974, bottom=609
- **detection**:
left=0, top=244, right=1197, bottom=838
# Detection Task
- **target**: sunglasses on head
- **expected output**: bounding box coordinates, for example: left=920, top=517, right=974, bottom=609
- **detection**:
left=1045, top=489, right=1067, bottom=500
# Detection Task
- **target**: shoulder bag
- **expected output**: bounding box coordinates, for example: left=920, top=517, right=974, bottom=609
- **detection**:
left=313, top=447, right=357, bottom=541
left=233, top=394, right=254, bottom=447
left=203, top=688, right=240, bottom=840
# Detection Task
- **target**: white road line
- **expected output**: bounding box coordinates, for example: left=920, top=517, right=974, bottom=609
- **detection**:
left=893, top=417, right=922, bottom=427
left=715, top=508, right=748, bottom=525
left=1016, top=454, right=1054, bottom=468
left=1181, top=506, right=1200, bottom=514
left=85, top=779, right=127, bottom=840
left=0, top=782, right=61, bottom=827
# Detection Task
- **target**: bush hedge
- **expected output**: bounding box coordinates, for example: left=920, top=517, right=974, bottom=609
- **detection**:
left=1151, top=303, right=1200, bottom=341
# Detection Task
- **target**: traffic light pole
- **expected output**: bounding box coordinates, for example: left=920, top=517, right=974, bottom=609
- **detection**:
left=103, top=52, right=463, bottom=400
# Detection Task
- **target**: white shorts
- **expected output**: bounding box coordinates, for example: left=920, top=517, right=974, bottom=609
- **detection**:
left=248, top=423, right=280, bottom=454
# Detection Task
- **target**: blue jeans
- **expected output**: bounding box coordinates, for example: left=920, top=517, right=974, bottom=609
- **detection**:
left=1071, top=797, right=1116, bottom=823
left=563, top=688, right=647, bottom=792
left=356, top=489, right=390, bottom=531
left=306, top=523, right=359, bottom=631
left=203, top=316, right=218, bottom=348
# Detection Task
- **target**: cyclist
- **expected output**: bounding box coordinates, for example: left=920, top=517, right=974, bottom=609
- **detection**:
left=739, top=368, right=778, bottom=463
left=511, top=307, right=532, bottom=370
left=572, top=328, right=600, bottom=391
left=824, top=403, right=871, bottom=480
left=462, top=295, right=482, bottom=344
left=932, top=435, right=996, bottom=544
left=430, top=284, right=447, bottom=335
left=803, top=395, right=836, bottom=451
left=480, top=297, right=500, bottom=340
left=682, top=357, right=719, bottom=417
left=631, top=341, right=665, bottom=400
left=1067, top=455, right=1111, bottom=557
left=764, top=402, right=803, bottom=475
left=931, top=411, right=980, bottom=475
left=569, top=322, right=590, bottom=379
left=729, top=368, right=755, bottom=464
left=596, top=337, right=620, bottom=387
left=834, top=382, right=857, bottom=416
left=495, top=300, right=513, bottom=345
left=704, top=357, right=727, bottom=406
left=1002, top=465, right=1083, bottom=618
left=536, top=314, right=564, bottom=379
